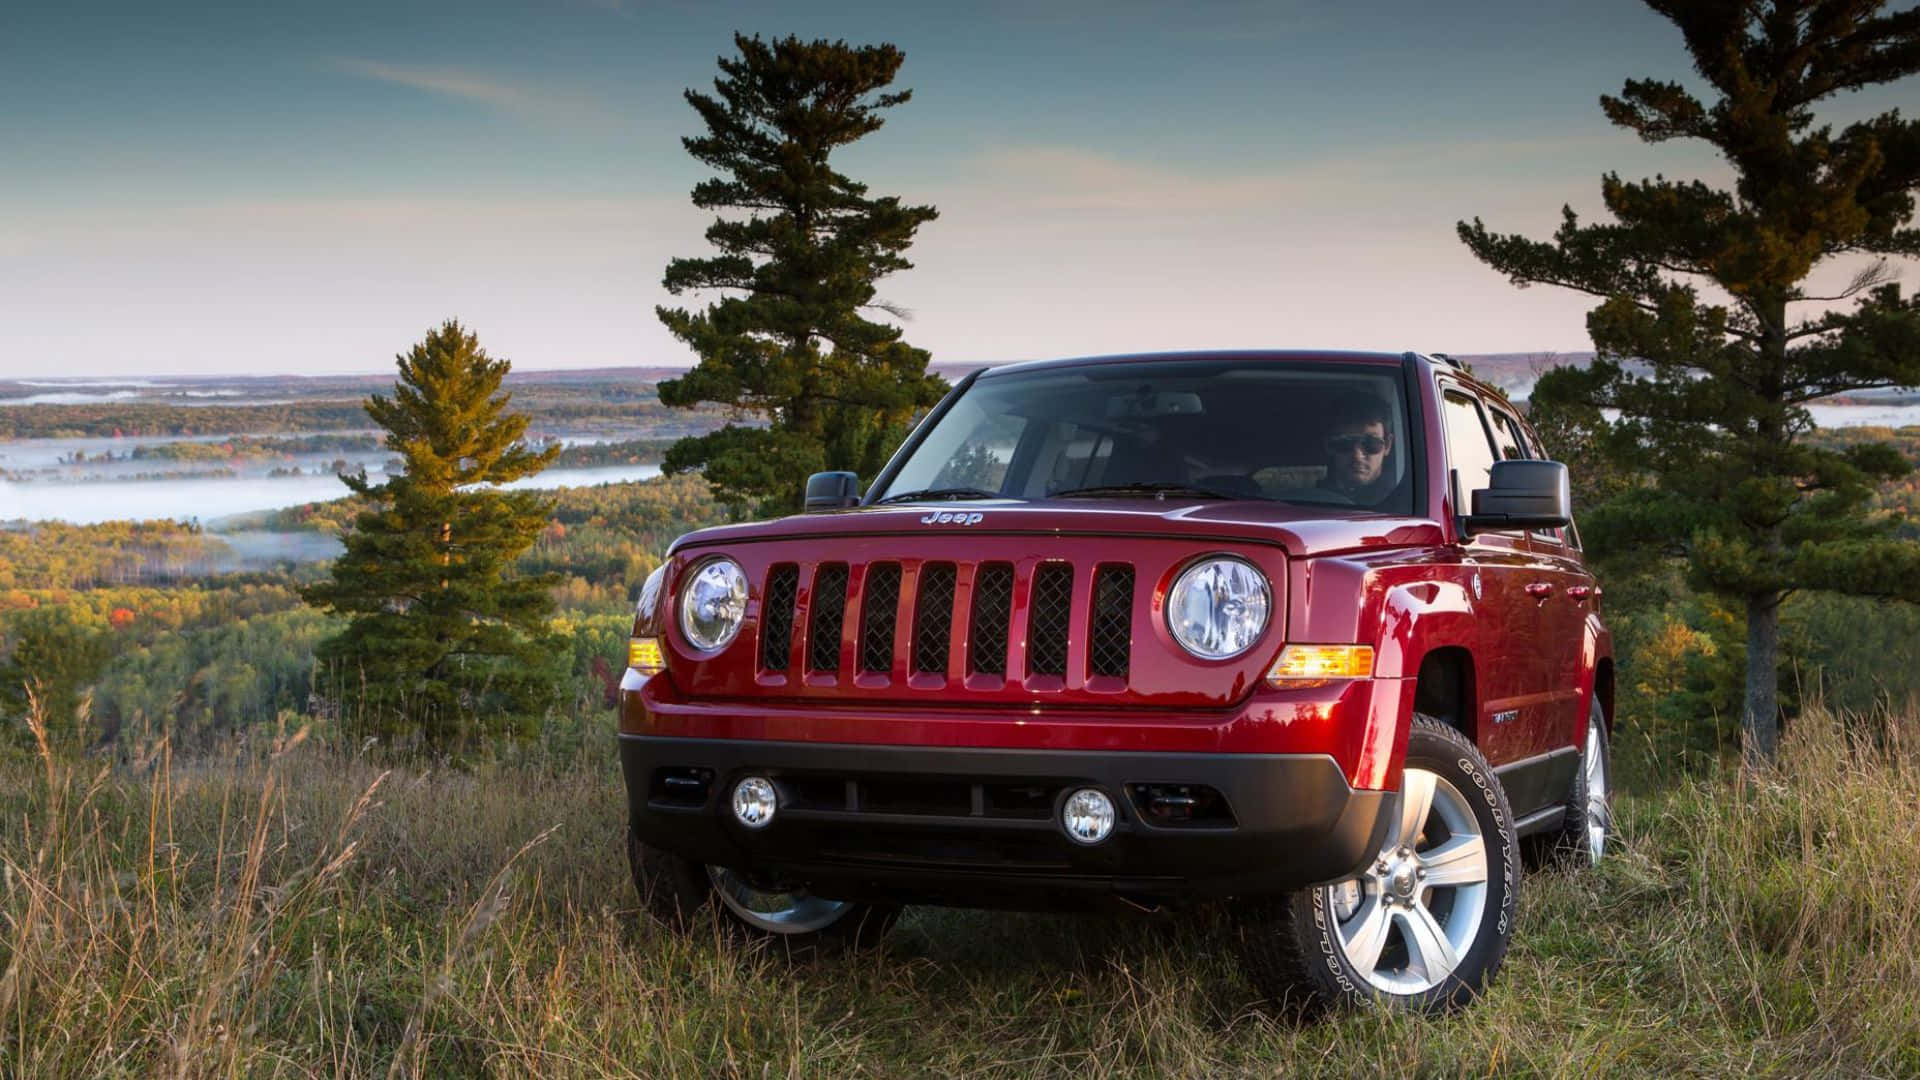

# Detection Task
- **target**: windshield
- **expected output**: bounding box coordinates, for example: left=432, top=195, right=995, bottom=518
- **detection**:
left=871, top=360, right=1416, bottom=514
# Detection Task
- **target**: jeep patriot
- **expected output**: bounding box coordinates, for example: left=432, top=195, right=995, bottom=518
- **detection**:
left=619, top=350, right=1614, bottom=1012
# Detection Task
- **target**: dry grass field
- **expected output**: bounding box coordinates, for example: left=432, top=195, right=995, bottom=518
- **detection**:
left=3, top=703, right=1917, bottom=1078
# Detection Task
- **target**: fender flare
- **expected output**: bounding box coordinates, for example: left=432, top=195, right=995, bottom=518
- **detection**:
left=1371, top=580, right=1477, bottom=684
left=1576, top=610, right=1616, bottom=740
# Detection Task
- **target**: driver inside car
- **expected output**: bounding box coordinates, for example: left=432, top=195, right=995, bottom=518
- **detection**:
left=1319, top=392, right=1398, bottom=506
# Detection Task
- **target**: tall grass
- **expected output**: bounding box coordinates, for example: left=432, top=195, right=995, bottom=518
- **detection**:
left=2, top=700, right=1916, bottom=1077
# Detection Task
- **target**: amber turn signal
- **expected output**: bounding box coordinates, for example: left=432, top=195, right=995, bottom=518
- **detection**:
left=1266, top=644, right=1375, bottom=686
left=627, top=636, right=666, bottom=675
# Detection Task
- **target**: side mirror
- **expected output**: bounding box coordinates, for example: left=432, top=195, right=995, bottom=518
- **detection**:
left=804, top=471, right=861, bottom=512
left=1463, top=460, right=1571, bottom=534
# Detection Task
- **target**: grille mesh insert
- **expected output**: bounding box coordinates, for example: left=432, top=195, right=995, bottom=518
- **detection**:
left=1027, top=563, right=1074, bottom=677
left=807, top=564, right=849, bottom=672
left=1089, top=565, right=1134, bottom=679
left=857, top=563, right=903, bottom=673
left=911, top=563, right=957, bottom=675
left=967, top=563, right=1014, bottom=676
left=759, top=564, right=799, bottom=671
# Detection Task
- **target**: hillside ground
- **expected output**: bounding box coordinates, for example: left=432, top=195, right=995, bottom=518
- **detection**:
left=2, top=704, right=1916, bottom=1078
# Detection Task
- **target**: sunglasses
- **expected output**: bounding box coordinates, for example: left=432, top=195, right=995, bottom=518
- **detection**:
left=1325, top=434, right=1388, bottom=456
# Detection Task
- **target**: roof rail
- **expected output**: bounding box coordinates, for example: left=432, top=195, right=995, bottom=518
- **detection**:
left=1426, top=351, right=1466, bottom=370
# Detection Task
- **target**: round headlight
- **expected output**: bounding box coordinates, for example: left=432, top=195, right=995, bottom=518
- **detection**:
left=1166, top=557, right=1271, bottom=660
left=678, top=557, right=748, bottom=651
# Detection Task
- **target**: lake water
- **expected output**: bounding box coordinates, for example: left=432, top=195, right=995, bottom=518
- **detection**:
left=1804, top=402, right=1920, bottom=429
left=0, top=464, right=663, bottom=525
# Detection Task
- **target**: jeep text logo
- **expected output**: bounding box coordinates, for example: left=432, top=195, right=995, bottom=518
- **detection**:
left=920, top=511, right=984, bottom=526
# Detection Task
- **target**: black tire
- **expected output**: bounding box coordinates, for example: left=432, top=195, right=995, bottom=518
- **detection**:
left=1534, top=697, right=1613, bottom=871
left=1233, top=714, right=1520, bottom=1014
left=626, top=827, right=898, bottom=956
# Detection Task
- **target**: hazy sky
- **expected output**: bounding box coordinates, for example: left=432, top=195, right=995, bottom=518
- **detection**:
left=2, top=1, right=1913, bottom=378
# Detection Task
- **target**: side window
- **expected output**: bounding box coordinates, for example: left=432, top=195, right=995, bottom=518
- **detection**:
left=1441, top=390, right=1499, bottom=501
left=1489, top=409, right=1527, bottom=461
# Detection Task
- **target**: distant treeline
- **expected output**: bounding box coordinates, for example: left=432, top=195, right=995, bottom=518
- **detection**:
left=0, top=520, right=235, bottom=591
left=1, top=468, right=245, bottom=484
left=46, top=435, right=672, bottom=468
left=1803, top=424, right=1920, bottom=536
left=122, top=434, right=383, bottom=462
left=1, top=402, right=376, bottom=438
left=546, top=437, right=674, bottom=469
left=0, top=394, right=735, bottom=439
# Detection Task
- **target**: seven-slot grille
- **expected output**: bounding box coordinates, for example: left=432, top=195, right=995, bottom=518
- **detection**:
left=760, top=558, right=1135, bottom=685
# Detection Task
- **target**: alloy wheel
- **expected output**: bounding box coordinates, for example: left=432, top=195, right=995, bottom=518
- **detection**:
left=1325, top=767, right=1489, bottom=995
left=706, top=866, right=854, bottom=934
left=1584, top=717, right=1611, bottom=862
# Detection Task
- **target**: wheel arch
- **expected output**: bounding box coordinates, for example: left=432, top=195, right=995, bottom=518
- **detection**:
left=1592, top=656, right=1615, bottom=736
left=1411, top=645, right=1478, bottom=746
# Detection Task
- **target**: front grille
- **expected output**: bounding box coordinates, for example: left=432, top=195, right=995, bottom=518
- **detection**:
left=807, top=564, right=849, bottom=672
left=967, top=563, right=1015, bottom=676
left=749, top=556, right=1158, bottom=690
left=858, top=563, right=902, bottom=673
left=1089, top=565, right=1134, bottom=678
left=760, top=564, right=799, bottom=671
left=1026, top=563, right=1074, bottom=678
left=911, top=563, right=957, bottom=674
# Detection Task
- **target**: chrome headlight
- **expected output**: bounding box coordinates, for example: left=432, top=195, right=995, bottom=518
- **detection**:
left=1166, top=557, right=1271, bottom=660
left=678, top=557, right=748, bottom=652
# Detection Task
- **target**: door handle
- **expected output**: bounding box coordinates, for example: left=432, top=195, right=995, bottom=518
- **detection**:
left=1525, top=582, right=1555, bottom=598
left=1566, top=585, right=1593, bottom=602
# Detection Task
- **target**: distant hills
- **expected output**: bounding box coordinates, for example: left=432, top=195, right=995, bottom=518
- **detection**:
left=13, top=351, right=1917, bottom=412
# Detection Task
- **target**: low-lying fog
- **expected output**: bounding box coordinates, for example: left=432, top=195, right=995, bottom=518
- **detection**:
left=0, top=464, right=663, bottom=528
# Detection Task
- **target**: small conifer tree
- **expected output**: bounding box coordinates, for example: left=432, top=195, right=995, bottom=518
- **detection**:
left=303, top=321, right=564, bottom=748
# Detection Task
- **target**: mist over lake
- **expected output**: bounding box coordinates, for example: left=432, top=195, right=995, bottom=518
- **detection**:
left=0, top=463, right=663, bottom=526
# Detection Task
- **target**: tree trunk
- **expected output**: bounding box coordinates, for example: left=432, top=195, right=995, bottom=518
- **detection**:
left=1743, top=593, right=1781, bottom=763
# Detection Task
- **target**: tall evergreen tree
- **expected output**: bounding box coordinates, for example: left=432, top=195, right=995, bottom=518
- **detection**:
left=656, top=33, right=947, bottom=516
left=1459, top=0, right=1920, bottom=760
left=302, top=321, right=564, bottom=748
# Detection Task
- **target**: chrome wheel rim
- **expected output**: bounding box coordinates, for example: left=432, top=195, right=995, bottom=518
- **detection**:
left=706, top=866, right=852, bottom=934
left=1325, top=767, right=1488, bottom=995
left=1585, top=718, right=1610, bottom=863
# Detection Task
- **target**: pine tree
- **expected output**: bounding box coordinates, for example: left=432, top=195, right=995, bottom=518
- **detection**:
left=656, top=33, right=948, bottom=517
left=1459, top=1, right=1920, bottom=761
left=302, top=321, right=564, bottom=748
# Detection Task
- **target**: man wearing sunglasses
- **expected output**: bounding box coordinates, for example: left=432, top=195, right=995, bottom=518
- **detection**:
left=1319, top=392, right=1397, bottom=506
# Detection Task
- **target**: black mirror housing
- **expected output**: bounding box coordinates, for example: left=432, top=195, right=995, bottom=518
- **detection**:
left=1464, top=460, right=1571, bottom=534
left=804, top=471, right=861, bottom=512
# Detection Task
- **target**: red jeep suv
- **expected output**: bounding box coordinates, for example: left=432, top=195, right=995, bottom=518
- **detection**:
left=619, top=350, right=1613, bottom=1012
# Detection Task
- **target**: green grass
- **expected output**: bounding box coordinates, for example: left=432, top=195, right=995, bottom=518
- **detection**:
left=3, top=706, right=1917, bottom=1078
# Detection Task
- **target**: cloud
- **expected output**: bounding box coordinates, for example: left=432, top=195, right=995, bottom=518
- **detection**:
left=329, top=58, right=613, bottom=126
left=958, top=136, right=1650, bottom=219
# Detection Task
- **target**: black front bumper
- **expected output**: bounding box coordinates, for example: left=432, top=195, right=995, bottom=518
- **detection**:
left=620, top=735, right=1394, bottom=909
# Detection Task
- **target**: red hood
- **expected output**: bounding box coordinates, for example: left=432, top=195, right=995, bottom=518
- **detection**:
left=671, top=498, right=1443, bottom=559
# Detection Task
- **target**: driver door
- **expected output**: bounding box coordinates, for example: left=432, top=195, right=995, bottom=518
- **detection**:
left=1438, top=386, right=1550, bottom=768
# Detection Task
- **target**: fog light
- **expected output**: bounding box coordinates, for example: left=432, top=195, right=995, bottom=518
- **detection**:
left=1060, top=788, right=1116, bottom=845
left=731, top=776, right=777, bottom=829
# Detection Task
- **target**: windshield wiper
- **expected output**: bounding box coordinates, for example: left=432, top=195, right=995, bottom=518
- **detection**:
left=873, top=486, right=1003, bottom=505
left=1050, top=482, right=1246, bottom=501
